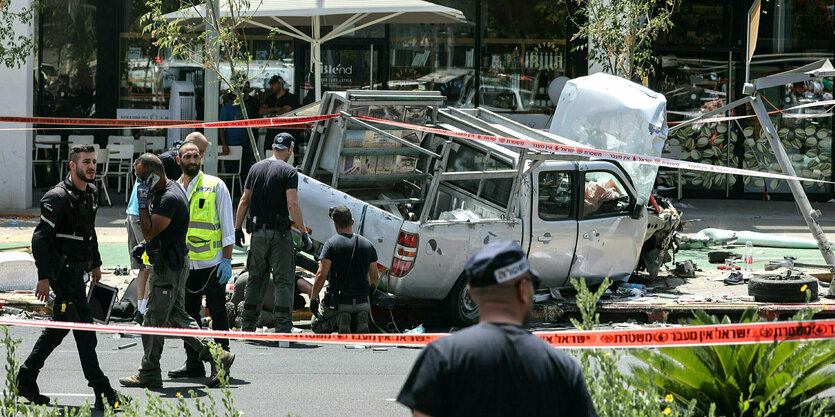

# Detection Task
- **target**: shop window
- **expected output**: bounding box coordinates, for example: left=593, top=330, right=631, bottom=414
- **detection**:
left=35, top=0, right=98, bottom=118
left=478, top=0, right=568, bottom=127
left=538, top=171, right=572, bottom=221
left=388, top=0, right=477, bottom=107
left=659, top=56, right=737, bottom=192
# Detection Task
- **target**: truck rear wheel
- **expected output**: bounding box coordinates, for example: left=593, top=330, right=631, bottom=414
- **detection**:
left=443, top=275, right=479, bottom=327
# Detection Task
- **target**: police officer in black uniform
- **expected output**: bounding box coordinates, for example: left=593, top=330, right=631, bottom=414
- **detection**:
left=17, top=144, right=125, bottom=410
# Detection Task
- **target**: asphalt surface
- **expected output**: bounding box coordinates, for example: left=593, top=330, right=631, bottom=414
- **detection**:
left=1, top=325, right=424, bottom=417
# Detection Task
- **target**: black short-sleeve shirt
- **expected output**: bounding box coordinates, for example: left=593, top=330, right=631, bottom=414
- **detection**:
left=148, top=180, right=190, bottom=250
left=264, top=92, right=299, bottom=151
left=320, top=233, right=378, bottom=298
left=397, top=322, right=598, bottom=417
left=244, top=159, right=298, bottom=219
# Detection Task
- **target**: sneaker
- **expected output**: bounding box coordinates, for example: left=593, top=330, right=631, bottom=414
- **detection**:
left=723, top=271, right=744, bottom=285
left=118, top=373, right=162, bottom=388
left=206, top=350, right=236, bottom=388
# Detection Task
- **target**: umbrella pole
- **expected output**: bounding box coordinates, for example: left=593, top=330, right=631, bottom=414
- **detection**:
left=314, top=17, right=322, bottom=101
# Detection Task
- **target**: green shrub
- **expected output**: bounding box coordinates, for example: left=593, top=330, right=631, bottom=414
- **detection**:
left=571, top=278, right=713, bottom=417
left=571, top=278, right=835, bottom=417
left=631, top=308, right=835, bottom=417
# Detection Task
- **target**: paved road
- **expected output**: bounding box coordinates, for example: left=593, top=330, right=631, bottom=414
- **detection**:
left=1, top=326, right=424, bottom=417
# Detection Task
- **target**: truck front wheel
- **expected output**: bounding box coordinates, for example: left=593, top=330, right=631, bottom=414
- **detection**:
left=443, top=275, right=479, bottom=327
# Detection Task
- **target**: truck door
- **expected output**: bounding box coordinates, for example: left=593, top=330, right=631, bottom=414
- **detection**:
left=528, top=164, right=578, bottom=289
left=569, top=163, right=648, bottom=285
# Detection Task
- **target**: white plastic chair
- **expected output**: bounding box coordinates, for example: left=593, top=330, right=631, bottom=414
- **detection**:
left=140, top=136, right=166, bottom=154
left=107, top=135, right=134, bottom=147
left=218, top=145, right=243, bottom=197
left=95, top=148, right=112, bottom=206
left=33, top=135, right=61, bottom=186
left=132, top=137, right=147, bottom=156
left=108, top=144, right=134, bottom=200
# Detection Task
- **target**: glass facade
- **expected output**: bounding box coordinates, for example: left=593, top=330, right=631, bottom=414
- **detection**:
left=656, top=0, right=835, bottom=199
left=35, top=0, right=98, bottom=118
left=28, top=0, right=835, bottom=198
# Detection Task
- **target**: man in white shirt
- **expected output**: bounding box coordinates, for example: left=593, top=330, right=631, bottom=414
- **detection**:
left=169, top=140, right=236, bottom=380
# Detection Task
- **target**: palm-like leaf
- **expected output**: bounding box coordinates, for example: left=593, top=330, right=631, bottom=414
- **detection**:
left=631, top=310, right=835, bottom=416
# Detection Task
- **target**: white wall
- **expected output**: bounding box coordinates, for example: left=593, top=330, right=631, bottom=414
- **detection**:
left=0, top=0, right=34, bottom=210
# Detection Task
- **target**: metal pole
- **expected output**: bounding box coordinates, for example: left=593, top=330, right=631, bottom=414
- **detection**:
left=314, top=18, right=322, bottom=101
left=749, top=95, right=835, bottom=269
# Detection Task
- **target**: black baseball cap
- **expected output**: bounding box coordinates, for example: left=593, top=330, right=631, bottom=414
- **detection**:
left=465, top=240, right=540, bottom=288
left=269, top=75, right=284, bottom=85
left=329, top=206, right=352, bottom=224
left=272, top=132, right=294, bottom=150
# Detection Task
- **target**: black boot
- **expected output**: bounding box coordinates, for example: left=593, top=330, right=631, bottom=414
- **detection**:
left=169, top=344, right=205, bottom=378
left=94, top=387, right=128, bottom=411
left=16, top=368, right=49, bottom=405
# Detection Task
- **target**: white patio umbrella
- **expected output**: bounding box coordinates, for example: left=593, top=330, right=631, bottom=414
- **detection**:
left=165, top=0, right=467, bottom=100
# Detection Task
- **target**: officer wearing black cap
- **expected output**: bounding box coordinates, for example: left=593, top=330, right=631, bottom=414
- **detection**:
left=18, top=144, right=125, bottom=410
left=309, top=206, right=379, bottom=334
left=235, top=132, right=312, bottom=333
left=397, top=241, right=598, bottom=417
left=260, top=75, right=298, bottom=154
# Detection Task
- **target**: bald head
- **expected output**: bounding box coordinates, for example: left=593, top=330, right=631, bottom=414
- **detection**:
left=184, top=132, right=209, bottom=154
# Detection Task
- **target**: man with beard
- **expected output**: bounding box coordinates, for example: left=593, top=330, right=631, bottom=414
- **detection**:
left=18, top=145, right=126, bottom=410
left=120, top=153, right=234, bottom=389
left=397, top=241, right=598, bottom=417
left=167, top=141, right=235, bottom=379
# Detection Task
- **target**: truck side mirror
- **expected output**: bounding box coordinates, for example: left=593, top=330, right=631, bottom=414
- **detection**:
left=630, top=199, right=644, bottom=220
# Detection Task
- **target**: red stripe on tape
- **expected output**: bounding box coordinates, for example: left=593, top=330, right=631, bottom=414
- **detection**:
left=1, top=318, right=834, bottom=349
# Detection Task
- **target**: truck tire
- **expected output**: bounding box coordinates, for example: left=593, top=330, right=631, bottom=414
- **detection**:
left=443, top=275, right=479, bottom=327
left=748, top=273, right=818, bottom=303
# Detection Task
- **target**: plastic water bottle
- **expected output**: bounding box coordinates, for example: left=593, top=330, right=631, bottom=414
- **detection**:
left=744, top=240, right=754, bottom=272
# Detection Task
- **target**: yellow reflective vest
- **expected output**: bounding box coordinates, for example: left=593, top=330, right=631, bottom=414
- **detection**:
left=185, top=172, right=223, bottom=261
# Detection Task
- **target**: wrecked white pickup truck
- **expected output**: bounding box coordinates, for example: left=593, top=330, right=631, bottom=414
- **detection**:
left=295, top=77, right=678, bottom=325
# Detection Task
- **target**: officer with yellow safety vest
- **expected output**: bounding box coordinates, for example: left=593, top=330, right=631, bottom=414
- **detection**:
left=168, top=141, right=236, bottom=379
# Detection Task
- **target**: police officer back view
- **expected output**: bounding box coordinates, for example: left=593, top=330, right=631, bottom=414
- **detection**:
left=18, top=145, right=124, bottom=410
left=120, top=153, right=234, bottom=389
left=309, top=206, right=379, bottom=334
left=235, top=133, right=312, bottom=333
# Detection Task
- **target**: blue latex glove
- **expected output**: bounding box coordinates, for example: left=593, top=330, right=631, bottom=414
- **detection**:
left=217, top=258, right=233, bottom=285
left=136, top=182, right=151, bottom=209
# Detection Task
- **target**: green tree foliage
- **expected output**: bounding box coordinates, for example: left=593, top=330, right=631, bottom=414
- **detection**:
left=558, top=0, right=679, bottom=81
left=142, top=0, right=268, bottom=160
left=0, top=0, right=41, bottom=68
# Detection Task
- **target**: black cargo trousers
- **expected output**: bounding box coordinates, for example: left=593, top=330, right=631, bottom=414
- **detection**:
left=21, top=263, right=110, bottom=390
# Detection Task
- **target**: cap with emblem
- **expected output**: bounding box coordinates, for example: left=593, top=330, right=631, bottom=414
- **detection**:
left=269, top=75, right=284, bottom=85
left=272, top=132, right=294, bottom=150
left=465, top=240, right=540, bottom=288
